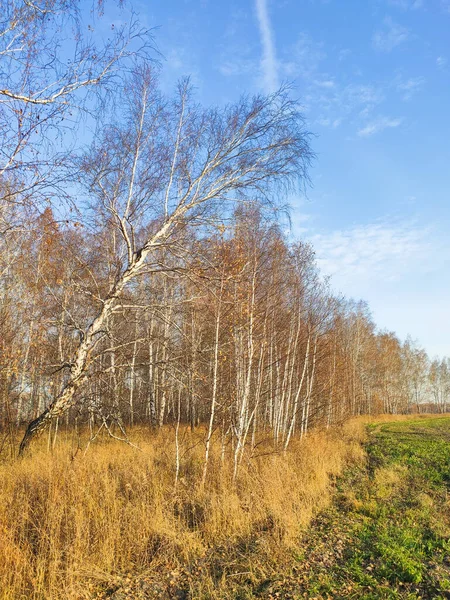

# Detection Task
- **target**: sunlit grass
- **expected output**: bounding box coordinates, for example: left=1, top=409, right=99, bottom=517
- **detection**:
left=0, top=423, right=365, bottom=599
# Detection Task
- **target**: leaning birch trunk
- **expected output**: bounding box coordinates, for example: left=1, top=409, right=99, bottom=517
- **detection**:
left=19, top=214, right=183, bottom=455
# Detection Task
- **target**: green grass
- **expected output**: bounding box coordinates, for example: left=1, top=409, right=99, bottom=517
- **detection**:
left=269, top=416, right=450, bottom=599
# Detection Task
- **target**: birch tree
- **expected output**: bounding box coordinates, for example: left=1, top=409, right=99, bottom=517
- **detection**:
left=18, top=70, right=312, bottom=453
left=0, top=0, right=147, bottom=216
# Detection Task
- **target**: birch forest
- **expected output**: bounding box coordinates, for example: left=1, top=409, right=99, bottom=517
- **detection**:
left=0, top=0, right=449, bottom=463
left=2, top=198, right=449, bottom=451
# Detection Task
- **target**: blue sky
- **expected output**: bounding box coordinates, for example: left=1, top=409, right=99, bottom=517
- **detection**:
left=95, top=0, right=450, bottom=358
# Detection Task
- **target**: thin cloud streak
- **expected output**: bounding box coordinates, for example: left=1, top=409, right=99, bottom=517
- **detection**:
left=309, top=220, right=433, bottom=287
left=358, top=116, right=403, bottom=136
left=373, top=17, right=410, bottom=52
left=255, top=0, right=279, bottom=92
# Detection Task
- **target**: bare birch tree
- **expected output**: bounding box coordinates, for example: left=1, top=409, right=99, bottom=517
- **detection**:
left=18, top=69, right=312, bottom=453
left=0, top=0, right=148, bottom=213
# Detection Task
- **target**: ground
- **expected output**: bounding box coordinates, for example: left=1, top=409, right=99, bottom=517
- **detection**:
left=96, top=417, right=450, bottom=599
left=264, top=417, right=450, bottom=599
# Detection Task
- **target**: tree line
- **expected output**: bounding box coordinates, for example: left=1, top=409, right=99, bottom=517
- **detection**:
left=1, top=202, right=448, bottom=453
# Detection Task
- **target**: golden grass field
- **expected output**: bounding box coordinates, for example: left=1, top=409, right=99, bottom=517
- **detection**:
left=4, top=416, right=440, bottom=599
left=0, top=420, right=371, bottom=599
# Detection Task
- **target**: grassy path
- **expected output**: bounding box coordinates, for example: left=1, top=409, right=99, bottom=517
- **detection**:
left=262, top=417, right=450, bottom=599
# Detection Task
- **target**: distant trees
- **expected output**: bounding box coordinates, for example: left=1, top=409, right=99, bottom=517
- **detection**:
left=429, top=358, right=450, bottom=413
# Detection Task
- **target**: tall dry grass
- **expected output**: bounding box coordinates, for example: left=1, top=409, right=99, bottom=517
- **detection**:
left=0, top=422, right=367, bottom=599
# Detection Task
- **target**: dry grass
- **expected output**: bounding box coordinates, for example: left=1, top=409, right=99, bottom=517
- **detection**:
left=0, top=422, right=367, bottom=599
left=363, top=412, right=450, bottom=424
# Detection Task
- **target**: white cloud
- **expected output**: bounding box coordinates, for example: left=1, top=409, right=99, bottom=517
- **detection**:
left=278, top=33, right=401, bottom=137
left=310, top=221, right=432, bottom=288
left=387, top=0, right=424, bottom=9
left=255, top=0, right=279, bottom=92
left=312, top=82, right=385, bottom=124
left=288, top=210, right=314, bottom=236
left=166, top=49, right=183, bottom=71
left=358, top=116, right=403, bottom=136
left=346, top=84, right=385, bottom=111
left=282, top=34, right=386, bottom=133
left=396, top=76, right=425, bottom=100
left=219, top=58, right=256, bottom=77
left=338, top=48, right=351, bottom=61
left=313, top=79, right=335, bottom=88
left=306, top=220, right=450, bottom=357
left=437, top=56, right=447, bottom=68
left=373, top=18, right=411, bottom=52
left=316, top=117, right=342, bottom=128
left=281, top=33, right=326, bottom=81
